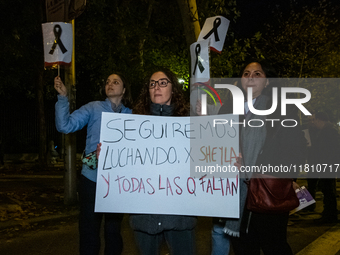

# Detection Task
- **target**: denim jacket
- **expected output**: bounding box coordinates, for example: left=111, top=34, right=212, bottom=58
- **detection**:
left=55, top=95, right=132, bottom=182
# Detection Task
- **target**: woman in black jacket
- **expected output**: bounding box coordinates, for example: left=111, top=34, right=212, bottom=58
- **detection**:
left=215, top=60, right=305, bottom=255
left=130, top=68, right=196, bottom=255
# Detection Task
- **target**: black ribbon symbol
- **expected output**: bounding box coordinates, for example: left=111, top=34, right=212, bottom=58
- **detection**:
left=203, top=17, right=221, bottom=42
left=49, top=24, right=67, bottom=55
left=193, top=44, right=205, bottom=76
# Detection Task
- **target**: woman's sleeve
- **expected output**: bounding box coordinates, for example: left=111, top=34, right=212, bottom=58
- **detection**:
left=55, top=95, right=91, bottom=134
left=279, top=124, right=307, bottom=166
left=257, top=110, right=307, bottom=168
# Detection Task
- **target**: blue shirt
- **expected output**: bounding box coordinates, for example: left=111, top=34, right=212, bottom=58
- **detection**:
left=55, top=95, right=132, bottom=182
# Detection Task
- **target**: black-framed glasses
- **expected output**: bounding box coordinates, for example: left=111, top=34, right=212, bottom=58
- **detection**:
left=149, top=78, right=171, bottom=89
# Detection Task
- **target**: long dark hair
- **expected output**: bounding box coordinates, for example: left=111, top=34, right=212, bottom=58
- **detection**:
left=133, top=67, right=189, bottom=116
left=221, top=59, right=278, bottom=107
left=100, top=72, right=132, bottom=108
left=219, top=59, right=294, bottom=132
left=237, top=59, right=278, bottom=97
left=241, top=60, right=301, bottom=134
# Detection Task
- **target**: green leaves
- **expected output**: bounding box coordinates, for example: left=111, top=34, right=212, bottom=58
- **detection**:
left=261, top=1, right=340, bottom=78
left=259, top=1, right=340, bottom=123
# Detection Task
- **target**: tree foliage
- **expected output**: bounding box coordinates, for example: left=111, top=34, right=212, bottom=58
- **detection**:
left=260, top=0, right=340, bottom=78
left=0, top=1, right=46, bottom=98
left=0, top=0, right=50, bottom=163
left=0, top=0, right=266, bottom=155
left=74, top=0, right=263, bottom=102
left=75, top=0, right=187, bottom=103
left=196, top=0, right=262, bottom=78
left=258, top=0, right=340, bottom=124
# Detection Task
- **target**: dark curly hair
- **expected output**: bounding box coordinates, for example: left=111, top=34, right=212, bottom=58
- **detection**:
left=133, top=67, right=189, bottom=116
left=100, top=72, right=133, bottom=108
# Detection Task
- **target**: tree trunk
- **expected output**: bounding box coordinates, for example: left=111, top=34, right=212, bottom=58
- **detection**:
left=36, top=0, right=47, bottom=166
left=36, top=68, right=47, bottom=165
left=64, top=20, right=78, bottom=205
left=176, top=0, right=201, bottom=47
left=138, top=0, right=155, bottom=71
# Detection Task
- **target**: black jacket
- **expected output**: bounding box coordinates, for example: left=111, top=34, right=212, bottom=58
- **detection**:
left=129, top=103, right=197, bottom=234
left=309, top=122, right=340, bottom=165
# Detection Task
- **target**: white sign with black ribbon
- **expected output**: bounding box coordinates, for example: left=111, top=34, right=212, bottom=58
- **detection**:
left=190, top=39, right=210, bottom=83
left=42, top=22, right=73, bottom=66
left=198, top=16, right=230, bottom=53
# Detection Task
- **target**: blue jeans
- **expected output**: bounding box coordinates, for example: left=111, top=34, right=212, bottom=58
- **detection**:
left=78, top=175, right=123, bottom=255
left=211, top=223, right=230, bottom=255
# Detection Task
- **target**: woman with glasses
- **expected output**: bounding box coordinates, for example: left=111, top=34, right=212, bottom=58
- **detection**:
left=54, top=73, right=132, bottom=255
left=130, top=68, right=196, bottom=255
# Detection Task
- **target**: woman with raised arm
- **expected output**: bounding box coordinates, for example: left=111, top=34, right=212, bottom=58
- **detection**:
left=54, top=73, right=132, bottom=255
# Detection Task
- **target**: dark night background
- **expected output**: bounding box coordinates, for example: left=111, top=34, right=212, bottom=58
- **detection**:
left=0, top=0, right=339, bottom=161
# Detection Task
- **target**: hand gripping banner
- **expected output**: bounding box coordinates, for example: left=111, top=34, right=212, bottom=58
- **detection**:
left=42, top=22, right=73, bottom=67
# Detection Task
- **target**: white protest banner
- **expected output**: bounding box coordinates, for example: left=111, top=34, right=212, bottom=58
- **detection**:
left=190, top=115, right=239, bottom=179
left=190, top=39, right=210, bottom=84
left=95, top=113, right=239, bottom=218
left=42, top=22, right=72, bottom=67
left=198, top=16, right=230, bottom=53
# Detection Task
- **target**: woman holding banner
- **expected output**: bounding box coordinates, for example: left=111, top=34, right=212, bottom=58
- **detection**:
left=214, top=60, right=305, bottom=255
left=54, top=73, right=132, bottom=255
left=130, top=68, right=196, bottom=255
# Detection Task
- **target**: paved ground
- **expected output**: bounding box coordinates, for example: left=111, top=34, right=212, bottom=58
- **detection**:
left=1, top=214, right=340, bottom=255
left=0, top=165, right=340, bottom=254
